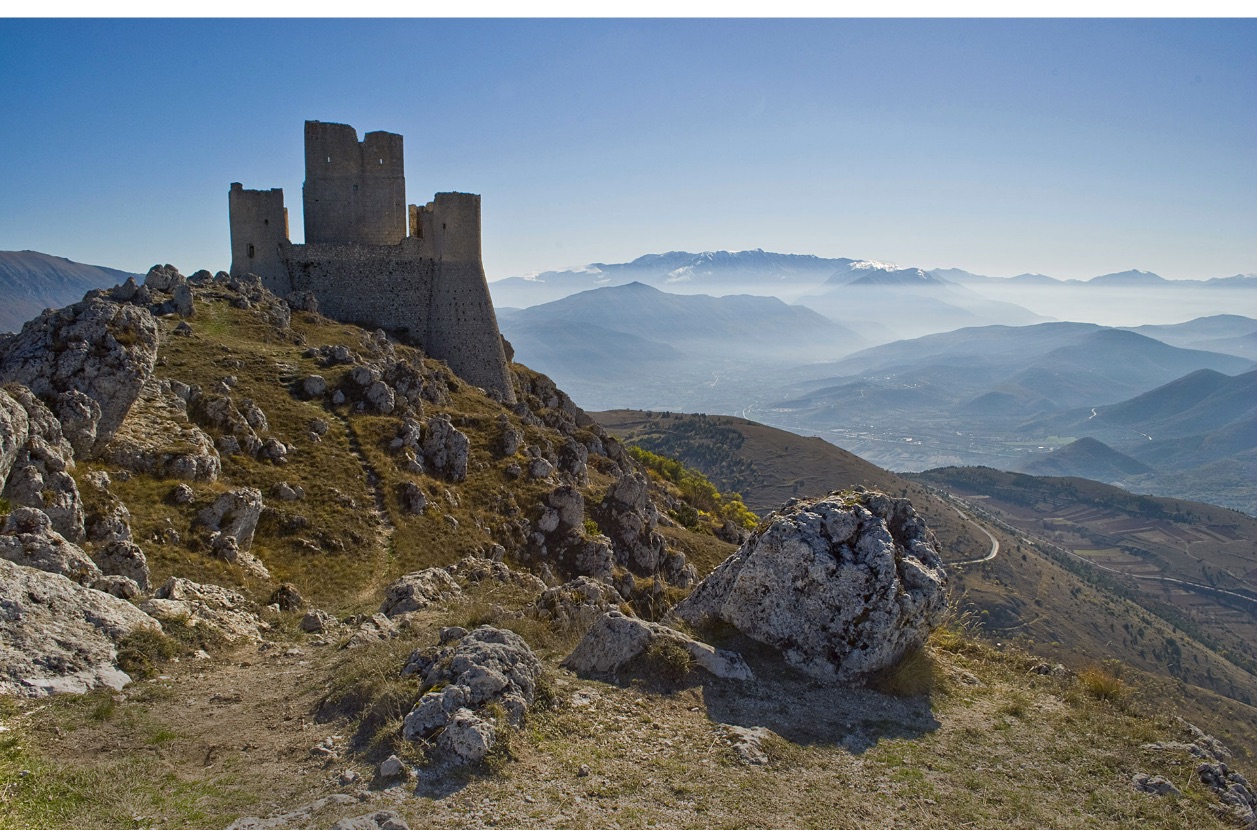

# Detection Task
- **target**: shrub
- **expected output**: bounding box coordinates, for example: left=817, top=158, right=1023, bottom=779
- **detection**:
left=1078, top=664, right=1125, bottom=702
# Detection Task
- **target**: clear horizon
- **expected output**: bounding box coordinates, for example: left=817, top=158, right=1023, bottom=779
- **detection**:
left=1, top=19, right=1254, bottom=282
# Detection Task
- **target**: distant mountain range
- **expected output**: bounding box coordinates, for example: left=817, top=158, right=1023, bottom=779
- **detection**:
left=498, top=281, right=863, bottom=410
left=0, top=251, right=139, bottom=332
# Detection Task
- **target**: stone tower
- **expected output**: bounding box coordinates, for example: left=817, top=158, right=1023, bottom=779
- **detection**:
left=302, top=121, right=407, bottom=246
left=228, top=120, right=515, bottom=403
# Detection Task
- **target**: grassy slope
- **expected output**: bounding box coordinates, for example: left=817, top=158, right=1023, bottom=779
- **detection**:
left=594, top=410, right=1257, bottom=758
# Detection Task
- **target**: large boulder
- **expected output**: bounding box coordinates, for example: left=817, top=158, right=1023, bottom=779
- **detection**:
left=0, top=557, right=162, bottom=697
left=196, top=488, right=264, bottom=550
left=0, top=296, right=159, bottom=458
left=672, top=490, right=948, bottom=684
left=419, top=414, right=470, bottom=482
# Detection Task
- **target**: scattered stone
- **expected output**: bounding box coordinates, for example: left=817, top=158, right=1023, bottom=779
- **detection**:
left=170, top=483, right=195, bottom=504
left=419, top=414, right=469, bottom=482
left=721, top=725, right=775, bottom=766
left=672, top=490, right=947, bottom=684
left=1132, top=773, right=1181, bottom=797
left=377, top=754, right=408, bottom=780
left=531, top=576, right=623, bottom=630
left=302, top=375, right=327, bottom=398
left=398, top=481, right=427, bottom=515
left=272, top=481, right=304, bottom=501
left=90, top=539, right=151, bottom=591
left=344, top=613, right=398, bottom=648
left=299, top=609, right=338, bottom=634
left=330, top=811, right=411, bottom=830
left=197, top=488, right=264, bottom=549
left=379, top=568, right=461, bottom=617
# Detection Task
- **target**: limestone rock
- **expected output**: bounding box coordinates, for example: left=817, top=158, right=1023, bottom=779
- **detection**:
left=419, top=414, right=469, bottom=482
left=141, top=577, right=266, bottom=643
left=1132, top=773, right=1181, bottom=797
left=0, top=386, right=85, bottom=541
left=445, top=555, right=546, bottom=593
left=299, top=609, right=337, bottom=634
left=593, top=471, right=695, bottom=588
left=196, top=488, right=264, bottom=550
left=103, top=378, right=221, bottom=482
left=672, top=490, right=948, bottom=684
left=0, top=296, right=159, bottom=458
left=563, top=611, right=753, bottom=681
left=269, top=582, right=304, bottom=611
left=398, top=481, right=427, bottom=515
left=379, top=568, right=462, bottom=617
left=401, top=626, right=543, bottom=765
left=302, top=375, right=327, bottom=398
left=0, top=507, right=101, bottom=586
left=0, top=386, right=30, bottom=486
left=0, top=557, right=162, bottom=697
left=531, top=576, right=623, bottom=630
left=90, top=539, right=151, bottom=591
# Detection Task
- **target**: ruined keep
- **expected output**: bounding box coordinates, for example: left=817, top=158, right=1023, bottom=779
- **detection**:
left=229, top=120, right=515, bottom=402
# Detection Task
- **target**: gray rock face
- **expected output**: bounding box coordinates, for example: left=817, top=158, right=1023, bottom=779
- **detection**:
left=419, top=414, right=469, bottom=482
left=594, top=471, right=695, bottom=588
left=90, top=539, right=151, bottom=591
left=531, top=576, right=623, bottom=630
left=400, top=626, right=543, bottom=764
left=196, top=488, right=264, bottom=550
left=140, top=577, right=266, bottom=643
left=672, top=490, right=948, bottom=684
left=563, top=611, right=753, bottom=681
left=104, top=378, right=221, bottom=482
left=378, top=568, right=462, bottom=617
left=0, top=557, right=162, bottom=697
left=0, top=507, right=101, bottom=585
left=0, top=296, right=159, bottom=458
left=0, top=386, right=85, bottom=541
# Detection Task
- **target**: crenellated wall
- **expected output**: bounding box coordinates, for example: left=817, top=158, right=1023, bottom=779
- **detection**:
left=228, top=122, right=515, bottom=401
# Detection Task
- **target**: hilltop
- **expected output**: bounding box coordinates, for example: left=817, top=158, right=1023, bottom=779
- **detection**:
left=0, top=275, right=1254, bottom=829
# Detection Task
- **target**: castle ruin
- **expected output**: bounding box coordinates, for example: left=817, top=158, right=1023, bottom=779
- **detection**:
left=229, top=120, right=515, bottom=402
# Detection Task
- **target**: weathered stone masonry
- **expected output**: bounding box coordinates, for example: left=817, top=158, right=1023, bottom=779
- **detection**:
left=229, top=120, right=515, bottom=402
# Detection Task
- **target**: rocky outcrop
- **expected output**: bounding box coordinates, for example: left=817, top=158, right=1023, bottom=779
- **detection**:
left=419, top=414, right=470, bottom=482
left=0, top=507, right=100, bottom=586
left=379, top=568, right=462, bottom=617
left=400, top=626, right=544, bottom=764
left=104, top=378, right=221, bottom=481
left=672, top=490, right=947, bottom=684
left=0, top=385, right=85, bottom=541
left=563, top=611, right=753, bottom=681
left=1144, top=721, right=1257, bottom=827
left=593, top=472, right=696, bottom=588
left=139, top=577, right=266, bottom=643
left=0, top=295, right=159, bottom=458
left=0, top=557, right=162, bottom=697
left=531, top=576, right=623, bottom=630
left=196, top=488, right=264, bottom=550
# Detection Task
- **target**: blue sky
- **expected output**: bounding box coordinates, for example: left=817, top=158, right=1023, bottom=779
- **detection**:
left=0, top=18, right=1254, bottom=281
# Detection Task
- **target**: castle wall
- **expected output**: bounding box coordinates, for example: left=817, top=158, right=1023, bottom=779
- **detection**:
left=302, top=121, right=406, bottom=246
left=230, top=121, right=515, bottom=402
left=282, top=236, right=515, bottom=401
left=228, top=183, right=290, bottom=290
